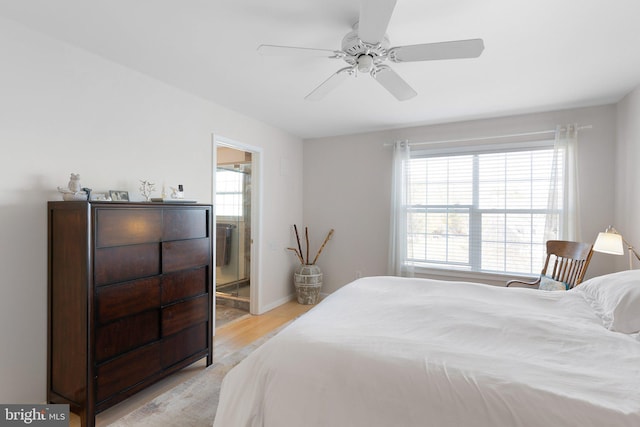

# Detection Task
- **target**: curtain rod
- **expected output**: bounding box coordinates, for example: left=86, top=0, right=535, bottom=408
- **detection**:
left=385, top=125, right=592, bottom=147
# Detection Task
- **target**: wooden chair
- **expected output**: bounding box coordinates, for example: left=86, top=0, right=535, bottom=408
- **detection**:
left=506, top=240, right=594, bottom=289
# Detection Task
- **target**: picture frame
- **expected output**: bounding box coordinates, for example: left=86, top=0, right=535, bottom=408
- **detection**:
left=90, top=192, right=110, bottom=201
left=109, top=190, right=130, bottom=202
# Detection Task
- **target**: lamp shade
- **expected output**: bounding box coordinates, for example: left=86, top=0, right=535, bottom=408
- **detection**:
left=593, top=232, right=624, bottom=255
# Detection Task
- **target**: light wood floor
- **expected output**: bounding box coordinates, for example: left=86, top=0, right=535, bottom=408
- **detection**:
left=70, top=300, right=313, bottom=427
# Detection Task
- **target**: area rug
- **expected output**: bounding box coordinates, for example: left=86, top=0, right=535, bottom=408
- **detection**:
left=215, top=304, right=250, bottom=328
left=107, top=324, right=287, bottom=427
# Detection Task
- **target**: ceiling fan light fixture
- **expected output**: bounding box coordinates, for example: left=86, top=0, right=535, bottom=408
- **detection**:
left=357, top=54, right=374, bottom=73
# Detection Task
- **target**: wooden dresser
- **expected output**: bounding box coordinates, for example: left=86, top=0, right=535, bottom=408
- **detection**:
left=47, top=201, right=213, bottom=427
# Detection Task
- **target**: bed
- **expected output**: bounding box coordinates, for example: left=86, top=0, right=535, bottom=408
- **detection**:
left=213, top=272, right=640, bottom=427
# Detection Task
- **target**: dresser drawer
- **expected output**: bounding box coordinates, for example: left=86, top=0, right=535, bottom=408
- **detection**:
left=96, top=342, right=161, bottom=403
left=95, top=208, right=162, bottom=248
left=95, top=243, right=160, bottom=285
left=96, top=277, right=161, bottom=324
left=161, top=323, right=207, bottom=368
left=162, top=295, right=209, bottom=337
left=95, top=310, right=160, bottom=362
left=162, top=238, right=210, bottom=273
left=162, top=267, right=208, bottom=305
left=163, top=208, right=209, bottom=241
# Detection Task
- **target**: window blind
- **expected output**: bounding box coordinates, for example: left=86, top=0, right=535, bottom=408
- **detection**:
left=216, top=169, right=244, bottom=217
left=406, top=143, right=563, bottom=275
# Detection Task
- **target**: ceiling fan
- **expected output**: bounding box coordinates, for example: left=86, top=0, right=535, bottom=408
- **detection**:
left=257, top=0, right=484, bottom=101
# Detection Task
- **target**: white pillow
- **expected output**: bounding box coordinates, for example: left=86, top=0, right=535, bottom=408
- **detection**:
left=575, top=270, right=640, bottom=333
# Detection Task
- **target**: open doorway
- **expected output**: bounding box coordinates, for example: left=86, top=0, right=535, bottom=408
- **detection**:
left=213, top=136, right=261, bottom=325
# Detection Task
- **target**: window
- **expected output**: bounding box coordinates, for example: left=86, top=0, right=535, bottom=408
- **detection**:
left=216, top=169, right=244, bottom=217
left=405, top=143, right=563, bottom=275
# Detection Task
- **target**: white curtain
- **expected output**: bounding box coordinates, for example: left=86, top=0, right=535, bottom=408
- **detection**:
left=388, top=140, right=414, bottom=277
left=545, top=124, right=580, bottom=241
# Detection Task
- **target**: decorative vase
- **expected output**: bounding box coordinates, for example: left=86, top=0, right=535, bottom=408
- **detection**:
left=293, top=264, right=322, bottom=305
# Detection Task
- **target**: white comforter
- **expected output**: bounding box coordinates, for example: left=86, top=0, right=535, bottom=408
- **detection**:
left=213, top=276, right=640, bottom=427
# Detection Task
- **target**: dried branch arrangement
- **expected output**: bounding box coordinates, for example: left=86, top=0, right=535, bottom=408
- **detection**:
left=287, top=225, right=334, bottom=265
left=139, top=180, right=156, bottom=201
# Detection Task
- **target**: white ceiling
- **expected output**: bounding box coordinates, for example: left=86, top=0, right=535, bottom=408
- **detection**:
left=1, top=0, right=639, bottom=139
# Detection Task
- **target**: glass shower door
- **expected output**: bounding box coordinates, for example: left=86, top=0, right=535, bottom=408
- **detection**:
left=215, top=158, right=251, bottom=310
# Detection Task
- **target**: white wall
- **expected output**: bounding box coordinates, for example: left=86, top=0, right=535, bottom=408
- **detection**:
left=615, top=85, right=640, bottom=269
left=304, top=105, right=619, bottom=293
left=0, top=17, right=303, bottom=403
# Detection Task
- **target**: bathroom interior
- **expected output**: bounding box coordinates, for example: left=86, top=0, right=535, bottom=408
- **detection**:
left=215, top=146, right=252, bottom=323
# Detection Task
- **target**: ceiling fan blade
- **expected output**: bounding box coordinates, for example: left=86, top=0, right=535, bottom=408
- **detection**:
left=372, top=65, right=416, bottom=101
left=358, top=0, right=397, bottom=44
left=258, top=44, right=341, bottom=58
left=305, top=67, right=354, bottom=101
left=389, top=38, right=484, bottom=62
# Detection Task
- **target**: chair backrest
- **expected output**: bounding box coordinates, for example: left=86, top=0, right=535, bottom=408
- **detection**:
left=541, top=240, right=593, bottom=289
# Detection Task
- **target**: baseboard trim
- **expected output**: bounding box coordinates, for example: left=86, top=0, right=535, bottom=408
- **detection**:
left=258, top=292, right=296, bottom=314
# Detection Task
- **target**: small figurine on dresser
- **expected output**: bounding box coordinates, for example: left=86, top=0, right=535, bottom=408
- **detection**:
left=57, top=173, right=89, bottom=201
left=170, top=184, right=185, bottom=199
